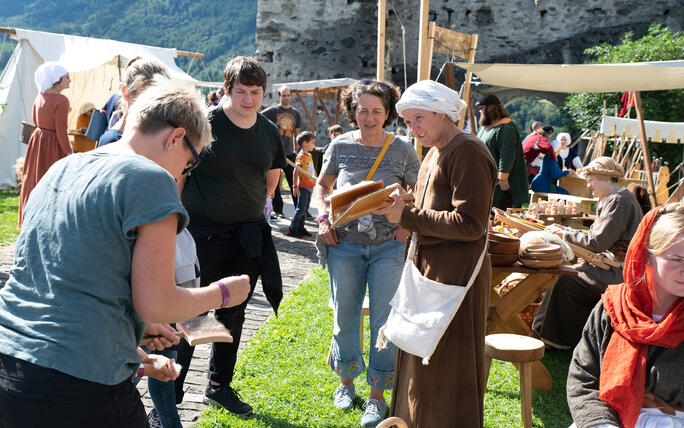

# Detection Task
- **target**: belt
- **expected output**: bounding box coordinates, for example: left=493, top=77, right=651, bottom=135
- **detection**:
left=643, top=392, right=684, bottom=416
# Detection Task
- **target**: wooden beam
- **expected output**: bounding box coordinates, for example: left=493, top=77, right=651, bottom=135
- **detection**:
left=443, top=63, right=456, bottom=90
left=416, top=0, right=430, bottom=81
left=376, top=0, right=386, bottom=82
left=634, top=91, right=658, bottom=209
left=432, top=26, right=474, bottom=59
left=176, top=50, right=204, bottom=59
left=458, top=34, right=478, bottom=131
left=318, top=96, right=334, bottom=125
left=312, top=87, right=319, bottom=133
left=334, top=88, right=342, bottom=124
left=295, top=91, right=314, bottom=131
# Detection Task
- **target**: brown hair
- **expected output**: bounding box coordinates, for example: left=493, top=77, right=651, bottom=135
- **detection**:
left=297, top=131, right=316, bottom=147
left=121, top=58, right=170, bottom=103
left=328, top=124, right=343, bottom=135
left=341, top=80, right=401, bottom=128
left=207, top=90, right=219, bottom=104
left=223, top=56, right=267, bottom=94
left=482, top=103, right=510, bottom=122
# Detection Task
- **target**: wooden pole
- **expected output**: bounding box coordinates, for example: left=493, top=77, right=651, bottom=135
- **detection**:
left=312, top=87, right=319, bottom=133
left=376, top=0, right=386, bottom=81
left=416, top=0, right=430, bottom=81
left=634, top=91, right=658, bottom=208
left=458, top=34, right=478, bottom=131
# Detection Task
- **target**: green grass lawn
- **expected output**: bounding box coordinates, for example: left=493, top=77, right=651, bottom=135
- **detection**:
left=0, top=189, right=19, bottom=246
left=197, top=267, right=573, bottom=428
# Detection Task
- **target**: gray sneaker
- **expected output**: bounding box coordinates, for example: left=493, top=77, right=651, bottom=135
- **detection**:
left=361, top=399, right=387, bottom=427
left=332, top=384, right=356, bottom=410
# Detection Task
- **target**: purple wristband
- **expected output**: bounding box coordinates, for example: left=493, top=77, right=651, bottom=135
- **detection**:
left=136, top=364, right=145, bottom=378
left=215, top=280, right=230, bottom=308
left=317, top=214, right=329, bottom=223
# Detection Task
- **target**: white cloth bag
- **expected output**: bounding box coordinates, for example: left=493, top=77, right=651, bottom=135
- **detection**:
left=377, top=152, right=487, bottom=364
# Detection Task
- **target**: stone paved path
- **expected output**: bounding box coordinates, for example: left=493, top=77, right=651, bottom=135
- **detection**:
left=0, top=194, right=320, bottom=427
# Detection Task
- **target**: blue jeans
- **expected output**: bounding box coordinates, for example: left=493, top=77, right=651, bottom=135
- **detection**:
left=148, top=347, right=182, bottom=428
left=326, top=239, right=404, bottom=390
left=289, top=186, right=312, bottom=233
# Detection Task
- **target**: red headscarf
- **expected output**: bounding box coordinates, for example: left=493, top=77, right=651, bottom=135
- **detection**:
left=600, top=206, right=684, bottom=428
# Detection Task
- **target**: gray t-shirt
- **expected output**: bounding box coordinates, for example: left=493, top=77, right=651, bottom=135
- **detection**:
left=322, top=131, right=421, bottom=244
left=0, top=152, right=187, bottom=385
left=261, top=105, right=303, bottom=156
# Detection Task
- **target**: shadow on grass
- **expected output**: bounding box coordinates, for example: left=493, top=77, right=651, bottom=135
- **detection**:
left=532, top=348, right=574, bottom=428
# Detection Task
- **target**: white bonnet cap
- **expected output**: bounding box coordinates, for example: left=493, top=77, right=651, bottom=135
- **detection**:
left=395, top=80, right=467, bottom=122
left=34, top=62, right=69, bottom=94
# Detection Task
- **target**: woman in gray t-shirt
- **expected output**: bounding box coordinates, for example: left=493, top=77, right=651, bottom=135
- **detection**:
left=313, top=80, right=420, bottom=427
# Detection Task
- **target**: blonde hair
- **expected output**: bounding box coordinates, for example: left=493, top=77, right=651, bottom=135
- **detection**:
left=121, top=58, right=170, bottom=103
left=78, top=102, right=96, bottom=116
left=125, top=77, right=212, bottom=151
left=648, top=203, right=684, bottom=255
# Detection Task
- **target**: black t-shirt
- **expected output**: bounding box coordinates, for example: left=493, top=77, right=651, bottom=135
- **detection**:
left=182, top=106, right=286, bottom=233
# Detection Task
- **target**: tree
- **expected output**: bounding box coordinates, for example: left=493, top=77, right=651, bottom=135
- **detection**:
left=561, top=24, right=684, bottom=168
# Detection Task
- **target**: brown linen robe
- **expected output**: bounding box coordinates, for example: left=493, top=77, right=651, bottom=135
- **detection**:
left=390, top=132, right=497, bottom=428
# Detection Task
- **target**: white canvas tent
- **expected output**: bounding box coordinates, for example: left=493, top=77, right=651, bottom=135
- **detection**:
left=0, top=28, right=218, bottom=188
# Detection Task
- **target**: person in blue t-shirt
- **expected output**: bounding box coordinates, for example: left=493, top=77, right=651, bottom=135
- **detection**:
left=0, top=77, right=250, bottom=427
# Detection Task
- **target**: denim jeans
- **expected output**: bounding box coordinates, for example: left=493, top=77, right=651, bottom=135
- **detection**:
left=326, top=239, right=404, bottom=390
left=148, top=347, right=182, bottom=428
left=289, top=186, right=312, bottom=233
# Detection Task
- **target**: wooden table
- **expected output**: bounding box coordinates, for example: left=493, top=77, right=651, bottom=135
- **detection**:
left=487, top=262, right=579, bottom=391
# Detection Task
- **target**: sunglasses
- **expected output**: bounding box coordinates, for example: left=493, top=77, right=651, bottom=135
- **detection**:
left=167, top=120, right=201, bottom=175
left=359, top=79, right=391, bottom=90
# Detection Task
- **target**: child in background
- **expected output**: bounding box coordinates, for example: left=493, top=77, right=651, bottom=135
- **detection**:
left=287, top=131, right=317, bottom=238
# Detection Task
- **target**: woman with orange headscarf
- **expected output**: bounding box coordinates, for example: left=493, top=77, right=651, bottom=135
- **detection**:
left=567, top=203, right=684, bottom=428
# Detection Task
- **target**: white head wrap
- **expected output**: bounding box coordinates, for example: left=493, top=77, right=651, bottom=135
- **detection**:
left=395, top=80, right=467, bottom=122
left=34, top=62, right=69, bottom=94
left=556, top=132, right=571, bottom=145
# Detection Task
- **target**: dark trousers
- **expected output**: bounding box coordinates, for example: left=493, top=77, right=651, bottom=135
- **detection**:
left=0, top=353, right=148, bottom=428
left=193, top=232, right=261, bottom=386
left=272, top=153, right=297, bottom=214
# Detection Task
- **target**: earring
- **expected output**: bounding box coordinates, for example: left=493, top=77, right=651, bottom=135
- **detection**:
left=166, top=144, right=173, bottom=151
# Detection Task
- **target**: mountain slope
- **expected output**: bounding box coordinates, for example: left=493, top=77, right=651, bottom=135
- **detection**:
left=0, top=0, right=257, bottom=81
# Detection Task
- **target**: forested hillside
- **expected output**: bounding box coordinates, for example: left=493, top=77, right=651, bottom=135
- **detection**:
left=0, top=0, right=257, bottom=81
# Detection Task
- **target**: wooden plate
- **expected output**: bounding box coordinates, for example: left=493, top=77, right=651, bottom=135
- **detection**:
left=488, top=232, right=519, bottom=243
left=521, top=244, right=561, bottom=254
left=489, top=239, right=520, bottom=255
left=521, top=251, right=563, bottom=261
left=519, top=257, right=563, bottom=269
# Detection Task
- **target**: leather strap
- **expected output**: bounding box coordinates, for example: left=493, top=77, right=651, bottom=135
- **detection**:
left=365, top=133, right=394, bottom=181
left=643, top=392, right=684, bottom=416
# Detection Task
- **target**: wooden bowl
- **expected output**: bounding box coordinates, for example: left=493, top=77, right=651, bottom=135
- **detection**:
left=521, top=251, right=563, bottom=261
left=490, top=253, right=518, bottom=267
left=520, top=243, right=561, bottom=254
left=488, top=239, right=520, bottom=255
left=488, top=232, right=519, bottom=243
left=518, top=257, right=563, bottom=269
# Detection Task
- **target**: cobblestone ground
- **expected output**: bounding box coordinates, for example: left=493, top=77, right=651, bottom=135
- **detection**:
left=0, top=194, right=320, bottom=427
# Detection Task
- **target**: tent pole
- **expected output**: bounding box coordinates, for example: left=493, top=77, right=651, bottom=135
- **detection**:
left=376, top=0, right=386, bottom=81
left=634, top=91, right=657, bottom=209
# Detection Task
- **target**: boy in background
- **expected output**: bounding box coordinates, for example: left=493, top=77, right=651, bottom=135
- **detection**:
left=288, top=131, right=317, bottom=238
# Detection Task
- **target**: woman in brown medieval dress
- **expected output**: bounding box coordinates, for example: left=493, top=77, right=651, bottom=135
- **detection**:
left=19, top=62, right=73, bottom=226
left=376, top=80, right=497, bottom=427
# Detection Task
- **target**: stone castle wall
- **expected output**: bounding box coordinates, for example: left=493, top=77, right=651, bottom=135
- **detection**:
left=255, top=0, right=683, bottom=135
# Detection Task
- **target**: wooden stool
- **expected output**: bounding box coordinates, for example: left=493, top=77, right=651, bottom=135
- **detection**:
left=484, top=334, right=545, bottom=428
left=377, top=416, right=408, bottom=428
left=325, top=296, right=370, bottom=365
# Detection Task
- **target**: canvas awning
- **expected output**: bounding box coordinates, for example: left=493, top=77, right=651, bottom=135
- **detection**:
left=455, top=61, right=684, bottom=93
left=600, top=115, right=684, bottom=142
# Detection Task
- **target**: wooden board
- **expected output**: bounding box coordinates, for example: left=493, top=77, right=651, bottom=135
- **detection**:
left=329, top=181, right=383, bottom=226
left=330, top=182, right=403, bottom=228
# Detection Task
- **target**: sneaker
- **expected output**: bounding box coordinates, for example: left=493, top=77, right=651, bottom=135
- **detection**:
left=298, top=229, right=312, bottom=237
left=286, top=228, right=301, bottom=238
left=204, top=384, right=253, bottom=416
left=361, top=399, right=388, bottom=427
left=275, top=212, right=286, bottom=219
left=147, top=408, right=162, bottom=428
left=332, top=384, right=356, bottom=410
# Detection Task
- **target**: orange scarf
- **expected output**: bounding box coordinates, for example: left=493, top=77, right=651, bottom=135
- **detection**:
left=600, top=207, right=684, bottom=428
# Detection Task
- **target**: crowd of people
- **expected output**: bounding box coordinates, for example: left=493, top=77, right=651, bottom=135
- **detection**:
left=0, top=54, right=681, bottom=428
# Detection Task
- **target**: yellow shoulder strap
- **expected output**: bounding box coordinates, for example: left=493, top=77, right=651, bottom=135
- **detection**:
left=365, top=133, right=394, bottom=181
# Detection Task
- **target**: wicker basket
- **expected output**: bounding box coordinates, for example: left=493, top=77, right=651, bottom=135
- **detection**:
left=518, top=302, right=541, bottom=328
left=19, top=121, right=36, bottom=144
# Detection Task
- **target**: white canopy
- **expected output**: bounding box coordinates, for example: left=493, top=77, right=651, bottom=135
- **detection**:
left=0, top=28, right=216, bottom=188
left=455, top=61, right=684, bottom=93
left=600, top=115, right=684, bottom=143
left=272, top=78, right=357, bottom=93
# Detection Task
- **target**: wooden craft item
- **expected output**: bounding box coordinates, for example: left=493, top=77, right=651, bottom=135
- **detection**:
left=493, top=208, right=621, bottom=270
left=518, top=258, right=563, bottom=269
left=328, top=181, right=414, bottom=228
left=286, top=157, right=317, bottom=184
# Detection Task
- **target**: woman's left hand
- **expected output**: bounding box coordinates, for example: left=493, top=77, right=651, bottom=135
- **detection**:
left=393, top=226, right=410, bottom=241
left=374, top=191, right=407, bottom=224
